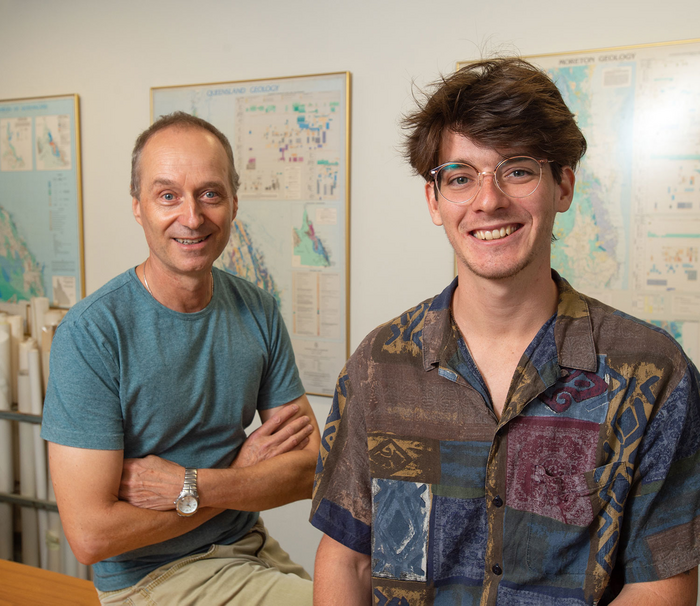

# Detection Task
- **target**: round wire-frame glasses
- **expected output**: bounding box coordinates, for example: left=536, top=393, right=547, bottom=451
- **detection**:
left=429, top=156, right=552, bottom=204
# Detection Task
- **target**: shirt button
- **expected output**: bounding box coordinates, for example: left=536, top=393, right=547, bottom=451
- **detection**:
left=492, top=495, right=503, bottom=507
left=492, top=563, right=503, bottom=575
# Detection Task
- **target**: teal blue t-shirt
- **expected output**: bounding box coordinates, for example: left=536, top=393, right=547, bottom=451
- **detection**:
left=41, top=267, right=305, bottom=591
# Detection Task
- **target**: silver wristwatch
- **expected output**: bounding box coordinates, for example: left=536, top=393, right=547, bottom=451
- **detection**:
left=174, top=468, right=199, bottom=517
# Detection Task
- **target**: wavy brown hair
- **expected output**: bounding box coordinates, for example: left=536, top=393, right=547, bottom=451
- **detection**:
left=402, top=58, right=587, bottom=184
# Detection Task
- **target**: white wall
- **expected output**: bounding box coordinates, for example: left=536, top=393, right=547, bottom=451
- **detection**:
left=2, top=0, right=699, bottom=578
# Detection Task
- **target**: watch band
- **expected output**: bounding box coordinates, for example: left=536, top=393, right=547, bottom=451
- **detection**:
left=174, top=467, right=199, bottom=517
left=183, top=468, right=198, bottom=496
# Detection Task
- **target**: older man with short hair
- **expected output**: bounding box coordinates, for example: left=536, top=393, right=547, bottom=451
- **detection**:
left=43, top=112, right=319, bottom=605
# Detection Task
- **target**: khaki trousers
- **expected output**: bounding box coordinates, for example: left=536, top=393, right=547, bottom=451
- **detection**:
left=97, top=519, right=312, bottom=606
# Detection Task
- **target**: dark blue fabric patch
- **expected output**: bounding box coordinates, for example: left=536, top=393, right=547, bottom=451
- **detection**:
left=497, top=580, right=587, bottom=605
left=430, top=495, right=487, bottom=584
left=525, top=314, right=557, bottom=373
left=373, top=590, right=412, bottom=606
left=640, top=369, right=700, bottom=483
left=311, top=497, right=371, bottom=555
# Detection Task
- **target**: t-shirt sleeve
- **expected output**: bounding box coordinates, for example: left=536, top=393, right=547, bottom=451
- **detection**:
left=41, top=316, right=124, bottom=450
left=255, top=298, right=305, bottom=411
left=310, top=353, right=372, bottom=555
left=616, top=360, right=700, bottom=582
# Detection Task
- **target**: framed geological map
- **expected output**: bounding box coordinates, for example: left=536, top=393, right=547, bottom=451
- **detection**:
left=0, top=94, right=84, bottom=308
left=152, top=72, right=351, bottom=396
left=458, top=40, right=700, bottom=365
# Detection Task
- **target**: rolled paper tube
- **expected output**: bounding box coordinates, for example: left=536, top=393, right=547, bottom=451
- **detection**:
left=29, top=348, right=45, bottom=419
left=29, top=299, right=37, bottom=341
left=7, top=314, right=23, bottom=405
left=0, top=323, right=11, bottom=412
left=0, top=324, right=13, bottom=559
left=30, top=297, right=50, bottom=342
left=19, top=338, right=36, bottom=375
left=43, top=309, right=65, bottom=327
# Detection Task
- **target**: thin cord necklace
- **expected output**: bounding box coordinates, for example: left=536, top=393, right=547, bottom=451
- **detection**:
left=142, top=260, right=214, bottom=302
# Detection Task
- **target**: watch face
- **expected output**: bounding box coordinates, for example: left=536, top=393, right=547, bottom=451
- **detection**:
left=177, top=494, right=198, bottom=515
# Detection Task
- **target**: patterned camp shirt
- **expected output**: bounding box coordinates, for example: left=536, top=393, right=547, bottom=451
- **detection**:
left=310, top=273, right=700, bottom=606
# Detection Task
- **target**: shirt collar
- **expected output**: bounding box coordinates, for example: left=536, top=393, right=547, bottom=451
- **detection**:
left=421, top=272, right=598, bottom=374
left=422, top=277, right=459, bottom=372
left=552, top=271, right=598, bottom=372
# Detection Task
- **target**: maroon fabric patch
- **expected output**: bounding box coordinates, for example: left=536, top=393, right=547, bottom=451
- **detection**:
left=506, top=416, right=600, bottom=525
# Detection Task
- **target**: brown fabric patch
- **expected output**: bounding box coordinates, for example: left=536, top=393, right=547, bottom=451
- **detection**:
left=372, top=578, right=431, bottom=605
left=365, top=363, right=496, bottom=442
left=368, top=433, right=440, bottom=483
left=646, top=517, right=700, bottom=579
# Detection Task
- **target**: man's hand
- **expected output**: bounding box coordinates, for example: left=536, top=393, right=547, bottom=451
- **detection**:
left=232, top=402, right=314, bottom=469
left=119, top=455, right=184, bottom=510
left=119, top=402, right=315, bottom=511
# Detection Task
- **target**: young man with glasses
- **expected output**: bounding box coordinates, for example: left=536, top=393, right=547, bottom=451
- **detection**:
left=310, top=59, right=700, bottom=605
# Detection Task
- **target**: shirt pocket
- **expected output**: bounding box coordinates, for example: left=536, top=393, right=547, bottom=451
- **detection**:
left=525, top=461, right=632, bottom=577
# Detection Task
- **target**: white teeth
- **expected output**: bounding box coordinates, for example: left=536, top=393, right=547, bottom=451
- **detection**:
left=175, top=237, right=206, bottom=244
left=474, top=225, right=517, bottom=241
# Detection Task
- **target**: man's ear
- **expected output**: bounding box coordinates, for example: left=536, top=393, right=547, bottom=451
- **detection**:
left=425, top=181, right=444, bottom=226
left=556, top=166, right=576, bottom=213
left=132, top=197, right=143, bottom=226
left=231, top=195, right=238, bottom=223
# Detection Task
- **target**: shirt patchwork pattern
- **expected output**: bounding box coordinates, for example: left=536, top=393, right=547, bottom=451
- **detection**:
left=311, top=274, right=700, bottom=605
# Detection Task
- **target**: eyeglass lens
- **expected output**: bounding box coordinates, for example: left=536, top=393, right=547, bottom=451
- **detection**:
left=436, top=157, right=543, bottom=203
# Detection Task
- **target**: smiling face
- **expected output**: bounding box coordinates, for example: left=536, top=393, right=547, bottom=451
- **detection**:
left=426, top=132, right=574, bottom=283
left=132, top=125, right=237, bottom=280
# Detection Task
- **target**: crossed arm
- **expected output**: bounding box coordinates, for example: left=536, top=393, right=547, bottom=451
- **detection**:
left=49, top=395, right=320, bottom=565
left=312, top=536, right=698, bottom=606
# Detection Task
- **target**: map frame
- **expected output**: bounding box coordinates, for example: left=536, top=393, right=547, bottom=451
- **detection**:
left=151, top=72, right=351, bottom=397
left=0, top=93, right=85, bottom=309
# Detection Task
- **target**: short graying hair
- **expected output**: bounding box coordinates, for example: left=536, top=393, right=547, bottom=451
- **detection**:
left=130, top=111, right=240, bottom=199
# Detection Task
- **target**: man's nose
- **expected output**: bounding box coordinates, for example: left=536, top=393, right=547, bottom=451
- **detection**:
left=471, top=172, right=509, bottom=212
left=180, top=196, right=205, bottom=229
